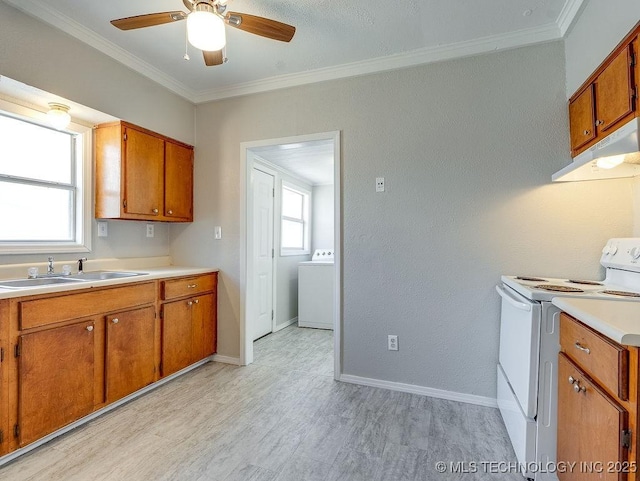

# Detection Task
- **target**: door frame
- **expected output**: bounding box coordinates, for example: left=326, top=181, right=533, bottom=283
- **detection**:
left=240, top=131, right=341, bottom=379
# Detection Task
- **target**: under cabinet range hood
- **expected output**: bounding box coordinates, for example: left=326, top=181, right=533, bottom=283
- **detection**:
left=552, top=117, right=640, bottom=182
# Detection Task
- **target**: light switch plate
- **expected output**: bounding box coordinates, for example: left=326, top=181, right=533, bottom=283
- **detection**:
left=146, top=224, right=154, bottom=238
left=97, top=221, right=108, bottom=237
left=214, top=226, right=222, bottom=239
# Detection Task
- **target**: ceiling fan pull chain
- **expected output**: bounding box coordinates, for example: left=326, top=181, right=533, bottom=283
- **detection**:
left=183, top=25, right=190, bottom=60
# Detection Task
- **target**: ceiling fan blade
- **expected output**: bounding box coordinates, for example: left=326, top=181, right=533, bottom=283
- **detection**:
left=111, top=11, right=187, bottom=30
left=226, top=12, right=296, bottom=42
left=183, top=0, right=193, bottom=12
left=203, top=50, right=224, bottom=66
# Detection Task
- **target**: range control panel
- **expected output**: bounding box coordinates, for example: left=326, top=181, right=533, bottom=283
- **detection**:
left=601, top=238, right=640, bottom=271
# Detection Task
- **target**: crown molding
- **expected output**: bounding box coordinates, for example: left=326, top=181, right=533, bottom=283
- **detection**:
left=194, top=22, right=561, bottom=103
left=5, top=0, right=584, bottom=104
left=556, top=0, right=586, bottom=37
left=3, top=0, right=197, bottom=102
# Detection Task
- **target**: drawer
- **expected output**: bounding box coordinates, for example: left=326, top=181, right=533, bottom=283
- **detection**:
left=161, top=273, right=216, bottom=300
left=19, top=282, right=156, bottom=330
left=560, top=313, right=628, bottom=400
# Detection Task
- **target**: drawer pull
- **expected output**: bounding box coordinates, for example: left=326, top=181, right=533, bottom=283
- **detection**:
left=86, top=325, right=94, bottom=332
left=187, top=284, right=197, bottom=289
left=574, top=342, right=590, bottom=354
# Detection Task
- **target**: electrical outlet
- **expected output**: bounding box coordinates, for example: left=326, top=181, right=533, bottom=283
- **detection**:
left=214, top=226, right=222, bottom=239
left=146, top=224, right=154, bottom=238
left=97, top=221, right=108, bottom=238
left=388, top=335, right=398, bottom=351
left=376, top=177, right=385, bottom=192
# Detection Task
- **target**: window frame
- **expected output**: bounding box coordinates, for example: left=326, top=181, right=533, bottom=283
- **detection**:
left=280, top=181, right=311, bottom=257
left=0, top=99, right=92, bottom=255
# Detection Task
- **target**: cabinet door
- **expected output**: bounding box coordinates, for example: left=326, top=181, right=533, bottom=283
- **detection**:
left=557, top=353, right=627, bottom=481
left=123, top=127, right=164, bottom=217
left=569, top=85, right=596, bottom=152
left=165, top=142, right=193, bottom=221
left=18, top=321, right=96, bottom=446
left=162, top=300, right=193, bottom=376
left=105, top=306, right=156, bottom=403
left=192, top=293, right=216, bottom=362
left=595, top=45, right=634, bottom=134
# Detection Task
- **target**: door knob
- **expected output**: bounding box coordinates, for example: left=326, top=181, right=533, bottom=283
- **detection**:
left=112, top=318, right=119, bottom=324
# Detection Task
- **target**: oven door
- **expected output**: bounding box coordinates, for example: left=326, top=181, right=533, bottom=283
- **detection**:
left=496, top=283, right=541, bottom=418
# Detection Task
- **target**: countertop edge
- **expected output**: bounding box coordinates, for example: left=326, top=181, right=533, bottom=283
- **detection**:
left=0, top=266, right=219, bottom=300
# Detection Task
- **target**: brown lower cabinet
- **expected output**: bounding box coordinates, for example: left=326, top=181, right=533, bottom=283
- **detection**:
left=1, top=272, right=217, bottom=457
left=558, top=313, right=638, bottom=481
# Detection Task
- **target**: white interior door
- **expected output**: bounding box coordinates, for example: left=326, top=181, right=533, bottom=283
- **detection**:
left=252, top=168, right=275, bottom=341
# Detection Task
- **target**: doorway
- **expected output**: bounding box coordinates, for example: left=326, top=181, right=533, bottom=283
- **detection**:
left=240, top=131, right=341, bottom=379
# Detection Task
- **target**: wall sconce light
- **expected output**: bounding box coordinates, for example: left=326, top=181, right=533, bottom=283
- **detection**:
left=47, top=103, right=71, bottom=130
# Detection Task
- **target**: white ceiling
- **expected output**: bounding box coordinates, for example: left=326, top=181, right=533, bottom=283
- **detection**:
left=253, top=139, right=334, bottom=186
left=3, top=0, right=584, bottom=103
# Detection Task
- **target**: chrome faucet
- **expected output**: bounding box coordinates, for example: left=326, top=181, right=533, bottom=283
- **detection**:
left=47, top=256, right=54, bottom=275
left=77, top=257, right=87, bottom=274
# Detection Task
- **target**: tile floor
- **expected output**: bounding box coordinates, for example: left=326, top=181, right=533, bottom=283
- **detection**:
left=0, top=324, right=521, bottom=480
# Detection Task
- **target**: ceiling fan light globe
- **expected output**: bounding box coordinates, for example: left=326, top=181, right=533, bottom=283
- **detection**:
left=187, top=11, right=226, bottom=51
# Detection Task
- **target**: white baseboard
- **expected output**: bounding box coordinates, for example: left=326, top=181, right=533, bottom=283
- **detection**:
left=212, top=354, right=241, bottom=365
left=339, top=374, right=498, bottom=408
left=274, top=317, right=298, bottom=332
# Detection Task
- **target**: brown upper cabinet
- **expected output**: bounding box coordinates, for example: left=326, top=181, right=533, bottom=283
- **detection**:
left=95, top=121, right=194, bottom=222
left=568, top=25, right=639, bottom=157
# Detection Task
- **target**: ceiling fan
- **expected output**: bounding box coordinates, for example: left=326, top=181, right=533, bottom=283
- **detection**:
left=110, top=0, right=296, bottom=66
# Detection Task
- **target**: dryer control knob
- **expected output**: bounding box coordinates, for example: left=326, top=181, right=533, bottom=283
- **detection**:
left=610, top=245, right=618, bottom=255
left=602, top=245, right=611, bottom=255
left=630, top=247, right=640, bottom=260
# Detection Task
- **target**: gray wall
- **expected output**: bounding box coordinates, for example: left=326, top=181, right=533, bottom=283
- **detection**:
left=173, top=41, right=633, bottom=398
left=312, top=185, right=334, bottom=251
left=0, top=2, right=195, bottom=266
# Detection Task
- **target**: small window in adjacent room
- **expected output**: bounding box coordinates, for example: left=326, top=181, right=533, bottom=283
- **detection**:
left=0, top=108, right=91, bottom=254
left=281, top=183, right=310, bottom=256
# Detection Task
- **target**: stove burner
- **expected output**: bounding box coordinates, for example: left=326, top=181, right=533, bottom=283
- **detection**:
left=567, top=280, right=603, bottom=286
left=516, top=276, right=548, bottom=282
left=534, top=284, right=584, bottom=293
left=601, top=290, right=640, bottom=298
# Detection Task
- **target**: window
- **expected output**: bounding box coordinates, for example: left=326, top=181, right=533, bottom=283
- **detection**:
left=280, top=183, right=310, bottom=255
left=0, top=107, right=91, bottom=254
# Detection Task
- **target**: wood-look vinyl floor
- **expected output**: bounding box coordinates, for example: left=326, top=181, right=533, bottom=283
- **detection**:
left=0, top=324, right=521, bottom=480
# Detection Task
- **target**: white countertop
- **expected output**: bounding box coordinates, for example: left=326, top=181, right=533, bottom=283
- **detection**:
left=552, top=297, right=640, bottom=347
left=0, top=266, right=218, bottom=300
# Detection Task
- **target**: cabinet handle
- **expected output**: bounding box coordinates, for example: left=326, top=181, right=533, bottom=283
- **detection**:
left=568, top=376, right=576, bottom=385
left=574, top=342, right=590, bottom=354
left=187, top=284, right=197, bottom=289
left=168, top=210, right=173, bottom=215
left=86, top=325, right=94, bottom=332
left=194, top=299, right=199, bottom=304
left=595, top=119, right=604, bottom=126
left=187, top=301, right=193, bottom=306
left=152, top=208, right=159, bottom=214
left=573, top=382, right=586, bottom=393
left=112, top=318, right=119, bottom=324
left=583, top=129, right=591, bottom=136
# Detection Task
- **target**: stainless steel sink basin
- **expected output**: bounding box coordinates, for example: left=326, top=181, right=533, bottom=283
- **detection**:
left=67, top=271, right=147, bottom=281
left=0, top=277, right=86, bottom=289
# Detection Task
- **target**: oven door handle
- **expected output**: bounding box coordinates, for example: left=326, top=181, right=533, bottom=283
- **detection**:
left=495, top=285, right=532, bottom=312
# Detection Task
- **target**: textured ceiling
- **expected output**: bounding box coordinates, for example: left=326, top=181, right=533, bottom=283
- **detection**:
left=3, top=0, right=583, bottom=103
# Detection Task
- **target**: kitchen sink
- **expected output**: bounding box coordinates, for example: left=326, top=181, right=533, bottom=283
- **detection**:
left=67, top=271, right=147, bottom=281
left=0, top=277, right=86, bottom=289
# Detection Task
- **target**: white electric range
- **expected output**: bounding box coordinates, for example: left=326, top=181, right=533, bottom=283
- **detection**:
left=496, top=238, right=640, bottom=480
